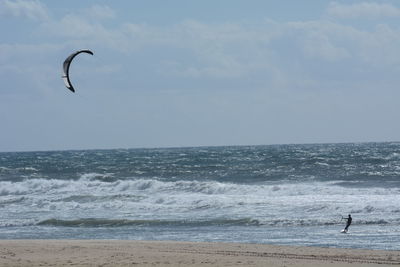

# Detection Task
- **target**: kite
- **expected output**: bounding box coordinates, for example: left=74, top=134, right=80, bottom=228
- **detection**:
left=62, top=50, right=94, bottom=93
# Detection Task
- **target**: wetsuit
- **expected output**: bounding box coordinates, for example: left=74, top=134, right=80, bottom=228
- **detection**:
left=344, top=215, right=352, bottom=230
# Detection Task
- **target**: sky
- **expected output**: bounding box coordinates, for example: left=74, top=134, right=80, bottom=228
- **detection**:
left=1, top=0, right=400, bottom=152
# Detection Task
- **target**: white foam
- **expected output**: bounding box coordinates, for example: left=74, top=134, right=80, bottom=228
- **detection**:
left=79, top=172, right=114, bottom=180
left=0, top=167, right=11, bottom=172
left=0, top=178, right=399, bottom=228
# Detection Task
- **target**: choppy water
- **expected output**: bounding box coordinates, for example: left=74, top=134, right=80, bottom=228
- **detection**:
left=1, top=142, right=399, bottom=250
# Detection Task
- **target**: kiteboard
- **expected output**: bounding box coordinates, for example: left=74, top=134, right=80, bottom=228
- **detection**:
left=340, top=229, right=348, bottom=233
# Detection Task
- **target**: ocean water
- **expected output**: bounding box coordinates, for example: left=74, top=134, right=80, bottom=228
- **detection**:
left=1, top=142, right=399, bottom=250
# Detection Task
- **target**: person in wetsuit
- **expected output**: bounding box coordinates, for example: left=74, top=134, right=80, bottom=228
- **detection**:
left=344, top=214, right=352, bottom=231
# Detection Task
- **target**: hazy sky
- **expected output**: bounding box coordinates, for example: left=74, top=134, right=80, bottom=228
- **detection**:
left=1, top=0, right=400, bottom=152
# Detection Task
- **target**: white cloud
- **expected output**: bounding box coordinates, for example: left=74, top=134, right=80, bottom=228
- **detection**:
left=0, top=43, right=60, bottom=63
left=285, top=21, right=351, bottom=62
left=58, top=14, right=105, bottom=38
left=84, top=5, right=116, bottom=20
left=0, top=0, right=48, bottom=21
left=327, top=2, right=400, bottom=19
left=0, top=43, right=63, bottom=95
left=7, top=6, right=400, bottom=94
left=287, top=20, right=400, bottom=67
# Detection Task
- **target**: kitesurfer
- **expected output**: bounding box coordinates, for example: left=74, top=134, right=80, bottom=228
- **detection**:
left=344, top=214, right=352, bottom=231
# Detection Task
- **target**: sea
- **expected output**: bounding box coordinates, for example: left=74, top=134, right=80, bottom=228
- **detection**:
left=1, top=142, right=399, bottom=250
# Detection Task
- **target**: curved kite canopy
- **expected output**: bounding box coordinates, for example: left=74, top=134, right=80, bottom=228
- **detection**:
left=62, top=50, right=94, bottom=93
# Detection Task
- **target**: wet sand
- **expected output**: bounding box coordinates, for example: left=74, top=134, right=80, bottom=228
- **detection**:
left=0, top=240, right=399, bottom=266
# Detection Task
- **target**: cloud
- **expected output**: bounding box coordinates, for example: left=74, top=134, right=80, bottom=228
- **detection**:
left=0, top=43, right=58, bottom=60
left=0, top=43, right=63, bottom=95
left=6, top=4, right=400, bottom=96
left=36, top=11, right=400, bottom=92
left=84, top=5, right=116, bottom=20
left=280, top=21, right=352, bottom=63
left=327, top=2, right=400, bottom=19
left=0, top=0, right=49, bottom=21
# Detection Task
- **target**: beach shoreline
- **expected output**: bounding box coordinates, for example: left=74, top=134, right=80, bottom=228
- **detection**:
left=0, top=240, right=399, bottom=266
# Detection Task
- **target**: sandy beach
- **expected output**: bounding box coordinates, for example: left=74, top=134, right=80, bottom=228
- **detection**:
left=0, top=240, right=399, bottom=266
